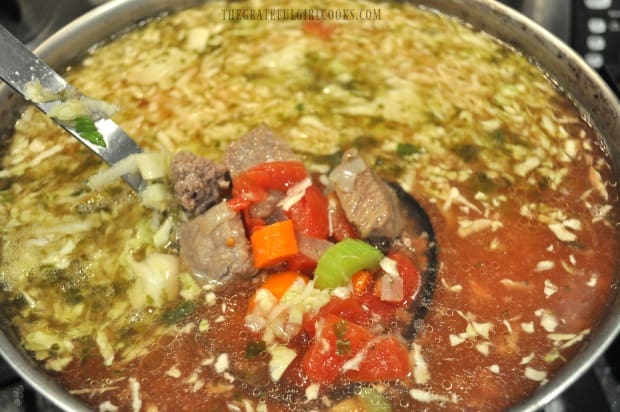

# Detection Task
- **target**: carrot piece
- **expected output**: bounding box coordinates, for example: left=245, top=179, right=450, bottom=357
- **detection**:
left=351, top=270, right=372, bottom=296
left=247, top=271, right=309, bottom=313
left=251, top=220, right=299, bottom=269
left=262, top=271, right=310, bottom=300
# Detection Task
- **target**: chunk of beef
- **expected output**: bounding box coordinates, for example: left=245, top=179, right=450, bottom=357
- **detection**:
left=179, top=201, right=256, bottom=282
left=171, top=151, right=230, bottom=215
left=330, top=149, right=402, bottom=239
left=222, top=123, right=299, bottom=177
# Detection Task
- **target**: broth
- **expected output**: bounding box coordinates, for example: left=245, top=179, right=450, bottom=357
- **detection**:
left=0, top=0, right=618, bottom=411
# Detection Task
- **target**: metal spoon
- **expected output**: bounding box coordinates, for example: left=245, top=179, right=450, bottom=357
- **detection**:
left=0, top=24, right=144, bottom=192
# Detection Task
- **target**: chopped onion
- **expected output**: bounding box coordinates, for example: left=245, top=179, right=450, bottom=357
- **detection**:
left=135, top=152, right=169, bottom=180
left=296, top=233, right=333, bottom=262
left=126, top=253, right=180, bottom=309
left=87, top=155, right=139, bottom=190
left=140, top=183, right=172, bottom=211
left=278, top=177, right=312, bottom=211
left=328, top=156, right=366, bottom=192
left=379, top=272, right=404, bottom=302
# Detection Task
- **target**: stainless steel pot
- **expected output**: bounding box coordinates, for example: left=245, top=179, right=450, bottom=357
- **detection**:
left=0, top=0, right=618, bottom=411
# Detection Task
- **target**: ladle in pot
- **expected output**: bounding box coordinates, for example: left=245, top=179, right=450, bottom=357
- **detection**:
left=0, top=23, right=438, bottom=326
left=0, top=24, right=144, bottom=191
left=0, top=25, right=439, bottom=318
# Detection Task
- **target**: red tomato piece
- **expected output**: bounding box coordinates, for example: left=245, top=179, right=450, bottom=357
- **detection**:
left=302, top=21, right=336, bottom=40
left=345, top=335, right=410, bottom=382
left=303, top=297, right=370, bottom=336
left=302, top=315, right=372, bottom=383
left=244, top=161, right=307, bottom=191
left=357, top=294, right=398, bottom=323
left=285, top=253, right=317, bottom=275
left=388, top=251, right=422, bottom=307
left=288, top=184, right=329, bottom=239
left=228, top=173, right=268, bottom=212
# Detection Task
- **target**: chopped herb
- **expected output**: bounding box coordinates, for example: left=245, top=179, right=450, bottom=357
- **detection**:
left=490, top=129, right=506, bottom=145
left=537, top=176, right=550, bottom=191
left=374, top=156, right=404, bottom=180
left=334, top=319, right=348, bottom=339
left=161, top=300, right=196, bottom=326
left=11, top=294, right=28, bottom=310
left=469, top=172, right=495, bottom=193
left=352, top=135, right=381, bottom=150
left=452, top=143, right=480, bottom=162
left=245, top=340, right=267, bottom=359
left=75, top=117, right=106, bottom=147
left=336, top=338, right=351, bottom=356
left=396, top=142, right=422, bottom=157
left=295, top=102, right=305, bottom=112
left=334, top=319, right=351, bottom=356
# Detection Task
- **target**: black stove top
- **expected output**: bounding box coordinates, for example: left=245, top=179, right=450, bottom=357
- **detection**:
left=0, top=0, right=619, bottom=411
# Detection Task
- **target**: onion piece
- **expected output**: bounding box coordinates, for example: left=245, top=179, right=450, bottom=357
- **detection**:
left=278, top=177, right=312, bottom=211
left=328, top=156, right=366, bottom=192
left=296, top=232, right=333, bottom=262
left=379, top=272, right=404, bottom=302
left=87, top=154, right=139, bottom=190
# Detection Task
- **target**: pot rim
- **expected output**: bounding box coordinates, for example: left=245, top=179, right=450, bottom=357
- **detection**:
left=0, top=1, right=618, bottom=411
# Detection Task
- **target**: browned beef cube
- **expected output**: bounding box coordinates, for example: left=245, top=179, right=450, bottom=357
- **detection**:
left=179, top=202, right=256, bottom=282
left=222, top=123, right=299, bottom=177
left=331, top=149, right=403, bottom=239
left=170, top=151, right=229, bottom=215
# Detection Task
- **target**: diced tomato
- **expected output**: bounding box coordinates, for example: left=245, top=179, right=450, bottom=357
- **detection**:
left=244, top=161, right=307, bottom=191
left=387, top=251, right=422, bottom=307
left=345, top=335, right=410, bottom=382
left=357, top=294, right=398, bottom=323
left=302, top=315, right=372, bottom=383
left=302, top=21, right=336, bottom=40
left=228, top=173, right=268, bottom=212
left=285, top=253, right=317, bottom=275
left=229, top=161, right=306, bottom=212
left=303, top=297, right=370, bottom=336
left=288, top=184, right=329, bottom=239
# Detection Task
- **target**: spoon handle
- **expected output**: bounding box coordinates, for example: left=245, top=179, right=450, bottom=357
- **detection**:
left=0, top=24, right=144, bottom=192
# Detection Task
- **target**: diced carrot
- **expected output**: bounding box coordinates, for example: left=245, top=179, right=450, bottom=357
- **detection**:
left=262, top=271, right=310, bottom=300
left=247, top=271, right=309, bottom=313
left=352, top=270, right=372, bottom=296
left=251, top=220, right=299, bottom=269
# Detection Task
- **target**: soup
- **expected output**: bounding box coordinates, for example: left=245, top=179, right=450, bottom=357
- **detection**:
left=0, top=0, right=618, bottom=411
